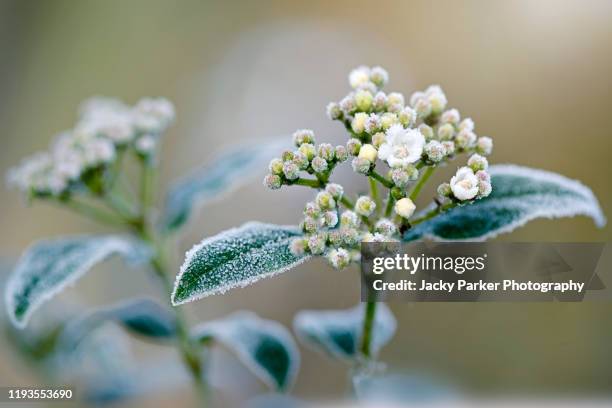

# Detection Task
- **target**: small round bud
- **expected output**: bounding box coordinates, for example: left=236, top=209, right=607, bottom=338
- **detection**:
left=357, top=81, right=377, bottom=94
left=311, top=156, right=328, bottom=173
left=372, top=132, right=386, bottom=148
left=349, top=66, right=371, bottom=89
left=292, top=151, right=309, bottom=170
left=398, top=107, right=416, bottom=127
left=351, top=157, right=371, bottom=174
left=387, top=92, right=405, bottom=108
left=269, top=158, right=284, bottom=175
left=428, top=91, right=447, bottom=115
left=304, top=201, right=320, bottom=217
left=282, top=161, right=300, bottom=180
left=394, top=197, right=416, bottom=218
left=298, top=143, right=316, bottom=160
left=326, top=102, right=342, bottom=120
left=341, top=227, right=361, bottom=246
left=327, top=248, right=351, bottom=269
left=437, top=182, right=452, bottom=197
left=437, top=123, right=455, bottom=141
left=409, top=91, right=426, bottom=107
left=476, top=136, right=493, bottom=156
left=418, top=124, right=434, bottom=140
left=327, top=230, right=343, bottom=246
left=317, top=143, right=335, bottom=161
left=316, top=191, right=336, bottom=210
left=355, top=89, right=373, bottom=112
left=340, top=94, right=356, bottom=114
left=134, top=135, right=157, bottom=155
left=467, top=154, right=488, bottom=172
left=380, top=112, right=399, bottom=130
left=351, top=112, right=368, bottom=133
left=293, top=129, right=315, bottom=146
left=370, top=66, right=389, bottom=88
left=424, top=140, right=445, bottom=163
left=459, top=118, right=475, bottom=132
left=355, top=195, right=376, bottom=216
left=325, top=183, right=344, bottom=199
left=440, top=109, right=460, bottom=125
left=442, top=140, right=455, bottom=156
left=455, top=130, right=477, bottom=150
left=373, top=92, right=387, bottom=111
left=323, top=210, right=339, bottom=228
left=290, top=238, right=308, bottom=256
left=364, top=113, right=381, bottom=134
left=340, top=210, right=360, bottom=227
left=301, top=216, right=320, bottom=233
left=307, top=233, right=327, bottom=255
left=358, top=144, right=378, bottom=162
left=478, top=179, right=492, bottom=198
left=346, top=138, right=362, bottom=156
left=334, top=145, right=348, bottom=162
left=263, top=174, right=282, bottom=190
left=375, top=218, right=397, bottom=236
left=475, top=169, right=491, bottom=184
left=414, top=98, right=432, bottom=118
left=386, top=103, right=403, bottom=114
left=391, top=168, right=410, bottom=188
left=281, top=150, right=294, bottom=162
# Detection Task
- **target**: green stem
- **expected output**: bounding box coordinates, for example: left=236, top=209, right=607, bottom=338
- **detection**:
left=384, top=192, right=395, bottom=218
left=360, top=301, right=377, bottom=358
left=292, top=178, right=322, bottom=188
left=410, top=201, right=456, bottom=225
left=58, top=198, right=129, bottom=227
left=368, top=170, right=393, bottom=189
left=409, top=166, right=436, bottom=201
left=368, top=177, right=381, bottom=215
left=339, top=195, right=355, bottom=209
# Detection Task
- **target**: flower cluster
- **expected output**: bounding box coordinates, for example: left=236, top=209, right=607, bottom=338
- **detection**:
left=7, top=97, right=174, bottom=198
left=264, top=66, right=495, bottom=269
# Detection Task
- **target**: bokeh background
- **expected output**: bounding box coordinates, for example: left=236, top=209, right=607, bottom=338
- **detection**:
left=1, top=0, right=611, bottom=406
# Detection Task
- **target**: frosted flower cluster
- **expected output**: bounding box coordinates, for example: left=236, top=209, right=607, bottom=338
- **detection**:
left=264, top=66, right=495, bottom=269
left=7, top=97, right=174, bottom=198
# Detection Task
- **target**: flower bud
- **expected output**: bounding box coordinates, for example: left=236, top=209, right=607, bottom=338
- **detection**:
left=424, top=140, right=445, bottom=162
left=468, top=153, right=488, bottom=172
left=409, top=91, right=426, bottom=107
left=282, top=150, right=294, bottom=162
left=455, top=130, right=477, bottom=150
left=334, top=145, right=348, bottom=162
left=349, top=66, right=371, bottom=89
left=290, top=238, right=307, bottom=256
left=442, top=141, right=455, bottom=156
left=316, top=191, right=336, bottom=210
left=355, top=89, right=373, bottom=112
left=441, top=109, right=460, bottom=125
left=372, top=132, right=386, bottom=148
left=450, top=166, right=479, bottom=201
left=380, top=112, right=398, bottom=130
left=358, top=144, right=378, bottom=162
left=323, top=210, right=339, bottom=228
left=327, top=230, right=343, bottom=246
left=476, top=136, right=493, bottom=156
left=293, top=129, right=315, bottom=146
left=268, top=158, right=284, bottom=175
left=364, top=113, right=381, bottom=134
left=437, top=123, right=455, bottom=141
left=282, top=161, right=300, bottom=180
left=428, top=91, right=447, bottom=115
left=325, top=183, right=344, bottom=199
left=375, top=218, right=397, bottom=236
left=394, top=197, right=416, bottom=218
left=346, top=138, right=362, bottom=156
left=414, top=98, right=432, bottom=118
left=326, top=102, right=342, bottom=120
left=391, top=168, right=410, bottom=188
left=351, top=157, right=371, bottom=174
left=373, top=92, right=387, bottom=111
left=437, top=182, right=452, bottom=197
left=387, top=92, right=405, bottom=108
left=134, top=135, right=156, bottom=155
left=311, top=156, right=328, bottom=173
left=340, top=94, right=356, bottom=114
left=398, top=107, right=416, bottom=127
left=292, top=151, right=309, bottom=170
left=459, top=118, right=475, bottom=132
left=386, top=103, right=403, bottom=114
left=478, top=179, right=492, bottom=198
left=304, top=201, right=320, bottom=217
left=307, top=233, right=327, bottom=255
left=370, top=66, right=389, bottom=88
left=341, top=227, right=361, bottom=245
left=351, top=112, right=368, bottom=133
left=263, top=174, right=282, bottom=190
left=298, top=143, right=316, bottom=160
left=390, top=186, right=404, bottom=200
left=327, top=248, right=351, bottom=269
left=301, top=216, right=320, bottom=233
left=418, top=124, right=434, bottom=141
left=340, top=210, right=360, bottom=227
left=317, top=143, right=335, bottom=161
left=355, top=195, right=376, bottom=216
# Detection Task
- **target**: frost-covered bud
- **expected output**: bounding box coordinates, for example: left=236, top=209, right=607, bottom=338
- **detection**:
left=327, top=230, right=343, bottom=246
left=134, top=135, right=156, bottom=155
left=380, top=112, right=399, bottom=130
left=370, top=66, right=389, bottom=88
left=326, top=102, right=342, bottom=120
left=476, top=136, right=493, bottom=156
left=327, top=248, right=351, bottom=269
left=355, top=195, right=376, bottom=216
left=304, top=201, right=320, bottom=218
left=352, top=157, right=371, bottom=174
left=349, top=66, right=371, bottom=89
left=311, top=156, right=328, bottom=173
left=414, top=98, right=432, bottom=118
left=340, top=94, right=356, bottom=114
left=426, top=85, right=448, bottom=114
left=467, top=154, right=488, bottom=172
left=290, top=238, right=308, bottom=256
left=325, top=183, right=344, bottom=200
left=363, top=232, right=394, bottom=243
left=373, top=92, right=387, bottom=111
left=298, top=143, right=316, bottom=160
left=133, top=97, right=175, bottom=132
left=293, top=129, right=315, bottom=146
left=364, top=113, right=381, bottom=134
left=391, top=168, right=410, bottom=188
left=282, top=161, right=300, bottom=180
left=334, top=145, right=348, bottom=162
left=418, top=124, right=434, bottom=141
left=358, top=144, right=377, bottom=162
left=386, top=103, right=403, bottom=114
left=442, top=141, right=455, bottom=156
left=459, top=118, right=475, bottom=132
left=347, top=138, right=362, bottom=156
left=282, top=150, right=294, bottom=162
left=450, top=166, right=479, bottom=201
left=437, top=182, right=452, bottom=197
left=301, top=216, right=320, bottom=234
left=372, top=132, right=386, bottom=148
left=292, top=151, right=309, bottom=170
left=355, top=89, right=373, bottom=112
left=455, top=130, right=477, bottom=150
left=375, top=218, right=397, bottom=236
left=424, top=140, right=445, bottom=162
left=437, top=123, right=455, bottom=141
left=307, top=233, right=327, bottom=255
left=316, top=191, right=336, bottom=210
left=341, top=227, right=361, bottom=246
left=263, top=174, right=282, bottom=189
left=317, top=143, right=335, bottom=161
left=476, top=169, right=491, bottom=184
left=340, top=210, right=360, bottom=227
left=269, top=158, right=284, bottom=175
left=441, top=109, right=460, bottom=125
left=387, top=92, right=405, bottom=108
left=409, top=91, right=426, bottom=107
left=398, top=107, right=416, bottom=127
left=394, top=197, right=416, bottom=218
left=323, top=210, right=339, bottom=228
left=351, top=112, right=368, bottom=133
left=83, top=138, right=116, bottom=166
left=476, top=170, right=492, bottom=197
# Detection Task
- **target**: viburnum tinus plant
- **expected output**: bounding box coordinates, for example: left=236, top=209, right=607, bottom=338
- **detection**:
left=172, top=66, right=605, bottom=402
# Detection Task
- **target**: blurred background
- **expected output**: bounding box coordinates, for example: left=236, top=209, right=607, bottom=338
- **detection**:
left=1, top=0, right=611, bottom=406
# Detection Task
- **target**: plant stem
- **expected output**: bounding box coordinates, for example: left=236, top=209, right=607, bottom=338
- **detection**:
left=384, top=191, right=394, bottom=218
left=409, top=166, right=436, bottom=201
left=368, top=177, right=381, bottom=215
left=368, top=170, right=393, bottom=189
left=339, top=195, right=355, bottom=209
left=58, top=198, right=129, bottom=227
left=410, top=201, right=456, bottom=225
left=292, top=177, right=322, bottom=188
left=359, top=301, right=377, bottom=358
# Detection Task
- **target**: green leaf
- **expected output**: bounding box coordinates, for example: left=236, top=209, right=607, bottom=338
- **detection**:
left=404, top=165, right=606, bottom=241
left=161, top=140, right=284, bottom=232
left=293, top=304, right=396, bottom=361
left=5, top=235, right=151, bottom=328
left=58, top=298, right=177, bottom=350
left=192, top=311, right=300, bottom=391
left=172, top=222, right=309, bottom=305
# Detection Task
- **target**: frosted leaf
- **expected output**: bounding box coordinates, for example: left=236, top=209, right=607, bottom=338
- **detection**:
left=58, top=298, right=177, bottom=351
left=191, top=311, right=300, bottom=392
left=172, top=222, right=309, bottom=305
left=161, top=140, right=284, bottom=232
left=404, top=164, right=606, bottom=241
left=5, top=235, right=151, bottom=328
left=293, top=303, right=396, bottom=361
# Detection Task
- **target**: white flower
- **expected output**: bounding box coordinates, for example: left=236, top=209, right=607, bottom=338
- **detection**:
left=82, top=138, right=116, bottom=166
left=349, top=66, right=371, bottom=89
left=132, top=97, right=175, bottom=133
left=467, top=153, right=488, bottom=172
left=351, top=112, right=368, bottom=133
left=135, top=135, right=157, bottom=155
left=441, top=109, right=460, bottom=125
left=450, top=167, right=479, bottom=201
left=394, top=197, right=416, bottom=218
left=327, top=248, right=350, bottom=269
left=378, top=124, right=425, bottom=168
left=358, top=144, right=378, bottom=162
left=424, top=140, right=445, bottom=162
left=370, top=66, right=389, bottom=87
left=355, top=196, right=376, bottom=216
left=476, top=136, right=493, bottom=156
